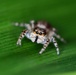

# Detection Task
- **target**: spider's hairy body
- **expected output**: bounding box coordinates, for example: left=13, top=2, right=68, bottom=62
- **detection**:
left=13, top=20, right=66, bottom=55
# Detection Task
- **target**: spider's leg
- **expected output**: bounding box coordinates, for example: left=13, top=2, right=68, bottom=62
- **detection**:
left=24, top=24, right=32, bottom=32
left=12, top=22, right=25, bottom=27
left=52, top=37, right=60, bottom=55
left=54, top=33, right=66, bottom=43
left=12, top=22, right=32, bottom=31
left=39, top=39, right=50, bottom=54
left=30, top=20, right=35, bottom=29
left=53, top=28, right=57, bottom=32
left=17, top=30, right=27, bottom=46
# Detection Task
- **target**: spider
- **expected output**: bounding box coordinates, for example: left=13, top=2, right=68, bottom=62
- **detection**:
left=13, top=20, right=66, bottom=55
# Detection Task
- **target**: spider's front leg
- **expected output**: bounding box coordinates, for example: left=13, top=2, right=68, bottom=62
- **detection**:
left=17, top=30, right=27, bottom=46
left=39, top=39, right=50, bottom=54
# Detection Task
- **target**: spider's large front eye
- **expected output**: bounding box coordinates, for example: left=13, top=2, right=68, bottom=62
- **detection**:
left=36, top=31, right=38, bottom=34
left=39, top=32, right=42, bottom=35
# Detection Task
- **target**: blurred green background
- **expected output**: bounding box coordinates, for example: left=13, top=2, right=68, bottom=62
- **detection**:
left=0, top=0, right=76, bottom=75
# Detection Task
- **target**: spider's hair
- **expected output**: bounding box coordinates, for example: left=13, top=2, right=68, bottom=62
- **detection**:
left=35, top=21, right=52, bottom=30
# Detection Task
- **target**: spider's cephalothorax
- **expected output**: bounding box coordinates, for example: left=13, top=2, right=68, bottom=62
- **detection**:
left=13, top=20, right=66, bottom=55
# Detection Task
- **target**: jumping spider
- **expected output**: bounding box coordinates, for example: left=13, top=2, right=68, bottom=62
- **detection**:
left=13, top=20, right=66, bottom=55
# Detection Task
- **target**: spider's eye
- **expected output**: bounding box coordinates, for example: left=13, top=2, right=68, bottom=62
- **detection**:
left=39, top=32, right=42, bottom=35
left=36, top=31, right=38, bottom=34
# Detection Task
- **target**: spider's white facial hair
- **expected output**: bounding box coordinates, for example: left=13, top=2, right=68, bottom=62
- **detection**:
left=30, top=32, right=46, bottom=44
left=30, top=33, right=36, bottom=42
left=37, top=35, right=46, bottom=44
